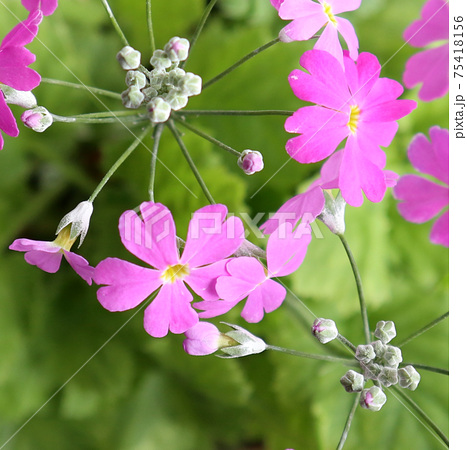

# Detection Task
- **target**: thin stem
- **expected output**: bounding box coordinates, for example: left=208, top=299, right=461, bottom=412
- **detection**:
left=180, top=110, right=294, bottom=117
left=401, top=363, right=449, bottom=376
left=172, top=116, right=241, bottom=157
left=397, top=312, right=449, bottom=348
left=337, top=394, right=360, bottom=450
left=51, top=112, right=143, bottom=124
left=336, top=334, right=357, bottom=353
left=266, top=345, right=358, bottom=366
left=180, top=0, right=218, bottom=70
left=41, top=78, right=121, bottom=100
left=148, top=124, right=164, bottom=202
left=146, top=0, right=156, bottom=54
left=88, top=127, right=152, bottom=203
left=203, top=37, right=280, bottom=89
left=99, top=0, right=129, bottom=46
left=338, top=234, right=371, bottom=345
left=167, top=120, right=216, bottom=205
left=391, top=386, right=449, bottom=448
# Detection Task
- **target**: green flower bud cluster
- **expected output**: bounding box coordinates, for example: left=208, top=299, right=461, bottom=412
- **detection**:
left=340, top=321, right=421, bottom=412
left=117, top=38, right=202, bottom=124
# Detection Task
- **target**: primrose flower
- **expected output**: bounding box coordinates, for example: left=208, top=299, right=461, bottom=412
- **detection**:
left=9, top=225, right=94, bottom=285
left=0, top=10, right=43, bottom=150
left=94, top=202, right=244, bottom=338
left=285, top=49, right=416, bottom=207
left=271, top=0, right=361, bottom=68
left=402, top=0, right=449, bottom=101
left=393, top=126, right=448, bottom=247
left=195, top=222, right=311, bottom=323
left=22, top=0, right=58, bottom=16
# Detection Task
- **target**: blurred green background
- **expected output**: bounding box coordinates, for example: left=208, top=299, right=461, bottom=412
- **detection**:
left=1, top=0, right=448, bottom=449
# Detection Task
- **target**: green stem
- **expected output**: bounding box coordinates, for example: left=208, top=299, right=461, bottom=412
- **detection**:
left=401, top=363, right=449, bottom=376
left=391, top=386, right=449, bottom=448
left=88, top=127, right=152, bottom=203
left=338, top=234, right=371, bottom=345
left=180, top=0, right=218, bottom=69
left=41, top=78, right=121, bottom=100
left=146, top=0, right=156, bottom=54
left=172, top=116, right=241, bottom=157
left=337, top=394, right=360, bottom=450
left=336, top=334, right=357, bottom=353
left=397, top=312, right=449, bottom=348
left=266, top=345, right=358, bottom=366
left=167, top=120, right=216, bottom=205
left=99, top=0, right=129, bottom=46
left=180, top=109, right=293, bottom=116
left=203, top=37, right=280, bottom=89
left=51, top=112, right=143, bottom=124
left=148, top=124, right=164, bottom=202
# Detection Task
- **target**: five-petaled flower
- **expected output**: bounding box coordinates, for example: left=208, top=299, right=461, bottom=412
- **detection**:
left=393, top=126, right=449, bottom=247
left=93, top=202, right=244, bottom=338
left=284, top=49, right=416, bottom=207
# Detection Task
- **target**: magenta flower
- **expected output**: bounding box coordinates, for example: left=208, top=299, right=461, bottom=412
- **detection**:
left=0, top=10, right=44, bottom=149
left=196, top=222, right=311, bottom=323
left=402, top=0, right=449, bottom=101
left=22, top=0, right=58, bottom=16
left=9, top=225, right=94, bottom=285
left=271, top=0, right=361, bottom=67
left=393, top=126, right=448, bottom=247
left=94, top=202, right=244, bottom=338
left=285, top=49, right=416, bottom=206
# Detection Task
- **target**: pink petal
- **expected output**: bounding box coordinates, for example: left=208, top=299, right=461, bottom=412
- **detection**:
left=181, top=204, right=244, bottom=267
left=143, top=281, right=197, bottom=337
left=185, top=259, right=229, bottom=301
left=329, top=0, right=362, bottom=15
left=94, top=258, right=162, bottom=311
left=0, top=95, right=19, bottom=145
left=1, top=10, right=42, bottom=48
left=0, top=48, right=40, bottom=91
left=363, top=98, right=417, bottom=123
left=280, top=0, right=322, bottom=19
left=335, top=17, right=359, bottom=60
left=313, top=23, right=345, bottom=68
left=21, top=0, right=58, bottom=16
left=430, top=210, right=449, bottom=247
left=195, top=298, right=241, bottom=318
left=63, top=251, right=94, bottom=285
left=320, top=150, right=343, bottom=187
left=344, top=52, right=381, bottom=103
left=9, top=237, right=57, bottom=252
left=266, top=222, right=311, bottom=277
left=183, top=322, right=221, bottom=356
left=269, top=0, right=284, bottom=11
left=25, top=249, right=62, bottom=273
left=358, top=121, right=399, bottom=154
left=363, top=78, right=403, bottom=109
left=394, top=174, right=449, bottom=223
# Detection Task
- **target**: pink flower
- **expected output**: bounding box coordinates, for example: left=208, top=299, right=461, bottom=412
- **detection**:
left=195, top=222, right=311, bottom=323
left=22, top=0, right=58, bottom=16
left=271, top=0, right=361, bottom=67
left=238, top=150, right=264, bottom=175
left=9, top=225, right=94, bottom=285
left=0, top=10, right=43, bottom=149
left=393, top=126, right=448, bottom=247
left=402, top=0, right=449, bottom=101
left=94, top=202, right=244, bottom=338
left=285, top=49, right=416, bottom=206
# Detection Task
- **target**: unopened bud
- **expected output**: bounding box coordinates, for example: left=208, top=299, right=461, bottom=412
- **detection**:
left=362, top=362, right=383, bottom=380
left=117, top=46, right=141, bottom=70
left=371, top=340, right=385, bottom=359
left=238, top=150, right=264, bottom=175
left=183, top=322, right=236, bottom=356
left=121, top=86, right=145, bottom=109
left=317, top=190, right=346, bottom=235
left=164, top=36, right=190, bottom=62
left=374, top=321, right=397, bottom=344
left=217, top=322, right=267, bottom=358
left=56, top=201, right=93, bottom=248
left=377, top=367, right=399, bottom=387
left=167, top=68, right=186, bottom=88
left=181, top=72, right=202, bottom=96
left=360, top=386, right=387, bottom=411
left=125, top=70, right=147, bottom=89
left=1, top=85, right=37, bottom=108
left=355, top=344, right=376, bottom=365
left=311, top=318, right=338, bottom=344
left=163, top=91, right=188, bottom=111
left=21, top=107, right=53, bottom=132
left=380, top=345, right=403, bottom=368
left=147, top=97, right=171, bottom=123
left=340, top=370, right=365, bottom=393
left=398, top=365, right=421, bottom=391
left=149, top=49, right=172, bottom=71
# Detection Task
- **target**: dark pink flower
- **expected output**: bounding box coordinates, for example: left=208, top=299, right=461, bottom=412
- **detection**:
left=195, top=222, right=311, bottom=323
left=393, top=126, right=448, bottom=247
left=0, top=10, right=43, bottom=149
left=22, top=0, right=58, bottom=16
left=285, top=49, right=416, bottom=206
left=94, top=202, right=244, bottom=338
left=402, top=0, right=449, bottom=101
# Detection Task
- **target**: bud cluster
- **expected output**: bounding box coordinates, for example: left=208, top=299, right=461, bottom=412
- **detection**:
left=117, top=38, right=202, bottom=124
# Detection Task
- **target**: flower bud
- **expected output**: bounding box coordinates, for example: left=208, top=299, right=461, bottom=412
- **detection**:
left=164, top=36, right=190, bottom=62
left=217, top=322, right=267, bottom=358
left=163, top=91, right=188, bottom=111
left=311, top=318, right=338, bottom=344
left=183, top=322, right=237, bottom=356
left=340, top=370, right=365, bottom=393
left=121, top=86, right=145, bottom=109
left=238, top=150, right=264, bottom=175
left=377, top=367, right=399, bottom=387
left=360, top=386, right=387, bottom=411
left=371, top=339, right=385, bottom=359
left=317, top=190, right=346, bottom=235
left=181, top=72, right=202, bottom=96
left=362, top=362, right=383, bottom=380
left=166, top=68, right=186, bottom=88
left=398, top=365, right=421, bottom=391
left=355, top=344, right=376, bottom=364
left=21, top=107, right=53, bottom=132
left=374, top=320, right=397, bottom=344
left=125, top=70, right=147, bottom=89
left=117, top=46, right=141, bottom=70
left=147, top=97, right=171, bottom=123
left=149, top=49, right=172, bottom=71
left=1, top=85, right=37, bottom=108
left=380, top=345, right=403, bottom=368
left=56, top=201, right=93, bottom=247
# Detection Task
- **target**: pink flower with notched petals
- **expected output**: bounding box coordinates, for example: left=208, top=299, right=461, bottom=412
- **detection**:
left=393, top=126, right=448, bottom=247
left=0, top=10, right=43, bottom=150
left=270, top=0, right=361, bottom=68
left=285, top=49, right=416, bottom=207
left=402, top=0, right=449, bottom=102
left=94, top=202, right=244, bottom=338
left=195, top=222, right=311, bottom=323
left=22, top=0, right=58, bottom=16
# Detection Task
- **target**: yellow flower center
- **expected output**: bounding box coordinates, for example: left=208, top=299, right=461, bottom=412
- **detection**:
left=323, top=2, right=338, bottom=27
left=160, top=264, right=190, bottom=284
left=53, top=224, right=77, bottom=252
left=347, top=105, right=361, bottom=134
